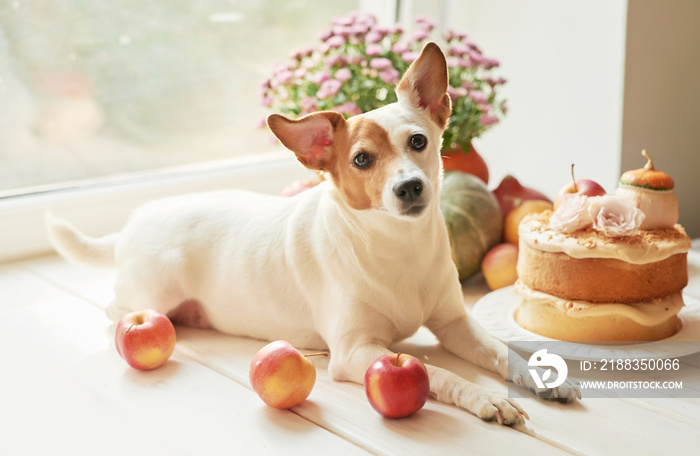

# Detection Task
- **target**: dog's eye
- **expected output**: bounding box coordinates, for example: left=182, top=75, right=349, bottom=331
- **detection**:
left=353, top=152, right=373, bottom=169
left=409, top=134, right=427, bottom=151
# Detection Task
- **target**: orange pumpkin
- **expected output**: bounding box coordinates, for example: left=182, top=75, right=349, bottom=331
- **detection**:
left=619, top=150, right=674, bottom=190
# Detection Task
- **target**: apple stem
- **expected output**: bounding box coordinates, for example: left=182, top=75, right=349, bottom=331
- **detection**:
left=642, top=149, right=654, bottom=170
left=125, top=323, right=136, bottom=335
left=304, top=352, right=329, bottom=358
left=570, top=163, right=578, bottom=193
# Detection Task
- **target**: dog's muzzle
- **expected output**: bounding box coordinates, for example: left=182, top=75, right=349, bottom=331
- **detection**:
left=393, top=177, right=427, bottom=217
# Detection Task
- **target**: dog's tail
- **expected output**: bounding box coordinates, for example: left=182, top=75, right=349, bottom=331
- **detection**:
left=45, top=213, right=118, bottom=268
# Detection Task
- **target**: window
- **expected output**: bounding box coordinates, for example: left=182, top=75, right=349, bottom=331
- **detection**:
left=0, top=0, right=361, bottom=194
left=0, top=0, right=395, bottom=262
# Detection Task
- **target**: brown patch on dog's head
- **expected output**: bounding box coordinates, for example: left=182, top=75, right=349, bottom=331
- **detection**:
left=267, top=111, right=404, bottom=212
left=325, top=116, right=400, bottom=211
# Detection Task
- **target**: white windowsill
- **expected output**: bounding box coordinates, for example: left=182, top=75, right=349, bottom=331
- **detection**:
left=0, top=151, right=314, bottom=264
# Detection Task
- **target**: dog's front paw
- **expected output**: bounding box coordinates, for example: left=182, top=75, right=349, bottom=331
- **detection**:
left=472, top=389, right=529, bottom=426
left=428, top=365, right=529, bottom=425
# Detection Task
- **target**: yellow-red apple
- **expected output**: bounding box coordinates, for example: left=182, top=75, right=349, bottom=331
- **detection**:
left=504, top=199, right=553, bottom=245
left=249, top=340, right=321, bottom=408
left=115, top=309, right=176, bottom=370
left=364, top=353, right=430, bottom=419
left=481, top=243, right=519, bottom=290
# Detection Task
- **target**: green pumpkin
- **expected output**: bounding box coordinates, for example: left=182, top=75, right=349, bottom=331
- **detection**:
left=439, top=171, right=503, bottom=281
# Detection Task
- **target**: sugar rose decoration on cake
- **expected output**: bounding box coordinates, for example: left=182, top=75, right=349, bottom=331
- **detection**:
left=514, top=151, right=691, bottom=342
left=550, top=194, right=645, bottom=237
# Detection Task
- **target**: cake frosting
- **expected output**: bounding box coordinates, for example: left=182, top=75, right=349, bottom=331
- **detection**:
left=615, top=186, right=680, bottom=230
left=514, top=281, right=684, bottom=328
left=519, top=211, right=691, bottom=264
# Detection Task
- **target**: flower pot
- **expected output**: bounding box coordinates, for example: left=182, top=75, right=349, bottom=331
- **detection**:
left=441, top=144, right=489, bottom=185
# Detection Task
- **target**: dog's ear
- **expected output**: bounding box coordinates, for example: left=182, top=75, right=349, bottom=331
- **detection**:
left=267, top=111, right=346, bottom=171
left=396, top=42, right=451, bottom=128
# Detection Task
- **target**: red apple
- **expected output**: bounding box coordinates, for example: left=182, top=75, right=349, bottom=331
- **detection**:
left=115, top=309, right=176, bottom=370
left=553, top=165, right=606, bottom=209
left=364, top=353, right=430, bottom=419
left=249, top=340, right=325, bottom=408
left=492, top=175, right=552, bottom=216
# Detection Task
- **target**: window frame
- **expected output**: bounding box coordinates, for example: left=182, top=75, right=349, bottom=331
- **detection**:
left=0, top=151, right=314, bottom=263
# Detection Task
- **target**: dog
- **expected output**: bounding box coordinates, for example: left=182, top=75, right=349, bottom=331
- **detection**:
left=47, top=42, right=577, bottom=425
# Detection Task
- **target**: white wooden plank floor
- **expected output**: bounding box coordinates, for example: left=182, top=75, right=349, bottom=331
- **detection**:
left=2, top=252, right=700, bottom=455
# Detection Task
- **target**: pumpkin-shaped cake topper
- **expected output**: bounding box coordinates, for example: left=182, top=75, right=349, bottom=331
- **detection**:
left=615, top=150, right=678, bottom=230
left=619, top=150, right=675, bottom=190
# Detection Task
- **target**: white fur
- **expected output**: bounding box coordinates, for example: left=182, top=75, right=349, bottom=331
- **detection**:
left=46, top=43, right=578, bottom=425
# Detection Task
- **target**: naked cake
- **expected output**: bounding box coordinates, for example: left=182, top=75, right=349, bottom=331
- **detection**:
left=514, top=151, right=691, bottom=341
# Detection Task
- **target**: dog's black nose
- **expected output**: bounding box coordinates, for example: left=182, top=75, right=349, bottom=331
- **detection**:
left=393, top=178, right=423, bottom=203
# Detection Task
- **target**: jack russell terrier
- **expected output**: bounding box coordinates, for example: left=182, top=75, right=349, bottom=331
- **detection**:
left=48, top=42, right=577, bottom=425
